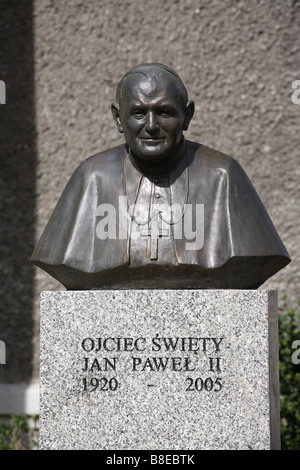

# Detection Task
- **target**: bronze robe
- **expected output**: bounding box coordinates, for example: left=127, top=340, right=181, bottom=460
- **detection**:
left=31, top=140, right=290, bottom=289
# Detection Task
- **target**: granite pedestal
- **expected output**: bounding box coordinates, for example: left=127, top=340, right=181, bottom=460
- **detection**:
left=40, top=290, right=280, bottom=450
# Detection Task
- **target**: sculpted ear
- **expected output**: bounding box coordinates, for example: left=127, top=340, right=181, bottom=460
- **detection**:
left=111, top=103, right=123, bottom=133
left=183, top=100, right=195, bottom=131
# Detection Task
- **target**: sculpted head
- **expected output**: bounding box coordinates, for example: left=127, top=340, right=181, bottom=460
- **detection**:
left=112, top=63, right=194, bottom=165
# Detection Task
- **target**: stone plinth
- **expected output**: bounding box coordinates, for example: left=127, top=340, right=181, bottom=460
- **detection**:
left=40, top=290, right=280, bottom=450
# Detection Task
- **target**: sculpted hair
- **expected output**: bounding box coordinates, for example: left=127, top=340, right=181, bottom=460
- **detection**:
left=116, top=63, right=189, bottom=107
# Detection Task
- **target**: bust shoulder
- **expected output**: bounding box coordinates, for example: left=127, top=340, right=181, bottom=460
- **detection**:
left=78, top=143, right=126, bottom=175
left=185, top=140, right=243, bottom=179
left=187, top=140, right=235, bottom=166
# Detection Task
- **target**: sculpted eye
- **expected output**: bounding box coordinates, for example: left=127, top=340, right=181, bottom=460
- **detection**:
left=132, top=110, right=145, bottom=119
left=158, top=108, right=175, bottom=118
left=158, top=112, right=169, bottom=118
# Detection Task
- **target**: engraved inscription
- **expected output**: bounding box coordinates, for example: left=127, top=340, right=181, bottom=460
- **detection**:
left=80, top=335, right=225, bottom=392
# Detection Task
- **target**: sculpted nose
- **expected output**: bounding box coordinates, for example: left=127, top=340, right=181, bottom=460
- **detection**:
left=145, top=111, right=158, bottom=133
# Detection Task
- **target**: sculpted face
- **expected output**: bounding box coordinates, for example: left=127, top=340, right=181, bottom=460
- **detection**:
left=112, top=72, right=194, bottom=164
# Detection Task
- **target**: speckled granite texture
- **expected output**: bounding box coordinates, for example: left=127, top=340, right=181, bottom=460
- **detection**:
left=40, top=290, right=279, bottom=450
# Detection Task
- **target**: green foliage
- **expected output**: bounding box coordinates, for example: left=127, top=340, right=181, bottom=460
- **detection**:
left=279, top=297, right=300, bottom=450
left=0, top=414, right=39, bottom=450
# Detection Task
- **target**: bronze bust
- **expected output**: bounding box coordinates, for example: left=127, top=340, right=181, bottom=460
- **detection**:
left=31, top=63, right=290, bottom=289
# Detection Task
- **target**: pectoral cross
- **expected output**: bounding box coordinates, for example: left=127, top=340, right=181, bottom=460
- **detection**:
left=141, top=211, right=169, bottom=260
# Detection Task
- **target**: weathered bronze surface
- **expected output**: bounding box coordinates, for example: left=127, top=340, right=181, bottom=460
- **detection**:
left=31, top=63, right=290, bottom=289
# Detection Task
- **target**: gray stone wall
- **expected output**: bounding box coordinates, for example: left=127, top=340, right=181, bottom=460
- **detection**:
left=1, top=0, right=299, bottom=384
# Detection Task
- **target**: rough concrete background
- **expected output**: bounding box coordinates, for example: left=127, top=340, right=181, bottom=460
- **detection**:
left=0, top=0, right=299, bottom=383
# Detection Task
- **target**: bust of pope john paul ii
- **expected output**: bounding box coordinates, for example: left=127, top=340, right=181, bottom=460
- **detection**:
left=31, top=63, right=290, bottom=289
